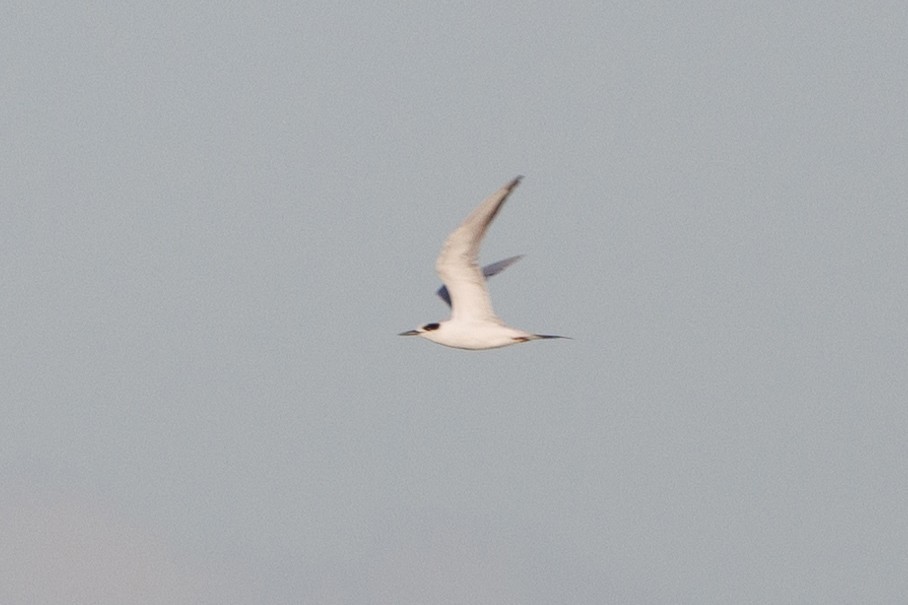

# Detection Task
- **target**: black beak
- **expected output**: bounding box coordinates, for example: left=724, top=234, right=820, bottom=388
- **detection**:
left=398, top=330, right=421, bottom=336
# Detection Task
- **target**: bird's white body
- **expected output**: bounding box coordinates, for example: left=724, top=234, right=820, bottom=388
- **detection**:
left=399, top=177, right=567, bottom=350
left=415, top=318, right=543, bottom=351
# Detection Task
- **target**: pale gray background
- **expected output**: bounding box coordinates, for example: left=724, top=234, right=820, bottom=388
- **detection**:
left=3, top=3, right=907, bottom=604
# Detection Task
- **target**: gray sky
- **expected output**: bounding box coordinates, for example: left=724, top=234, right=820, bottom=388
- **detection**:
left=3, top=2, right=907, bottom=603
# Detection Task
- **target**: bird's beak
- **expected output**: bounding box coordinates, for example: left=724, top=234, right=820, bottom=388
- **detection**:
left=398, top=330, right=421, bottom=336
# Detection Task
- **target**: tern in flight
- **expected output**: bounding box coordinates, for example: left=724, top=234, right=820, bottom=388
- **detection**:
left=399, top=176, right=568, bottom=350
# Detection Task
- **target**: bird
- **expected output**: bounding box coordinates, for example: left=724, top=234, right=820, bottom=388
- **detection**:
left=399, top=176, right=568, bottom=350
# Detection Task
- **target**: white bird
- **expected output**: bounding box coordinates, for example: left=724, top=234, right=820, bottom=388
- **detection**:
left=399, top=176, right=568, bottom=350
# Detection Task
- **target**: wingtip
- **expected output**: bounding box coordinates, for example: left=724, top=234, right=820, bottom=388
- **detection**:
left=507, top=175, right=523, bottom=190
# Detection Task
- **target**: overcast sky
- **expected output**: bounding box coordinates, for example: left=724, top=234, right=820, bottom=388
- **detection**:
left=3, top=2, right=907, bottom=603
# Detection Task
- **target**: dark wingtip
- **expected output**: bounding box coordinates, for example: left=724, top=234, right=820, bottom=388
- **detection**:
left=536, top=334, right=571, bottom=340
left=507, top=175, right=523, bottom=190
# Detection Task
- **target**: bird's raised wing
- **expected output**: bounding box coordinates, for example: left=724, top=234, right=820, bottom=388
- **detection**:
left=435, top=176, right=522, bottom=322
left=436, top=255, right=523, bottom=307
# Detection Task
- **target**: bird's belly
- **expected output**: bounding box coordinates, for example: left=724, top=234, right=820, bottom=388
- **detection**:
left=424, top=322, right=530, bottom=350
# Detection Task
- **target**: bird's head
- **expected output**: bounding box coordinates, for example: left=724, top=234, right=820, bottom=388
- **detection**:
left=398, top=322, right=441, bottom=338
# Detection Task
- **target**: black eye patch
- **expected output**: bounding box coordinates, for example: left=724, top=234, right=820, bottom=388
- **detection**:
left=422, top=323, right=440, bottom=331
